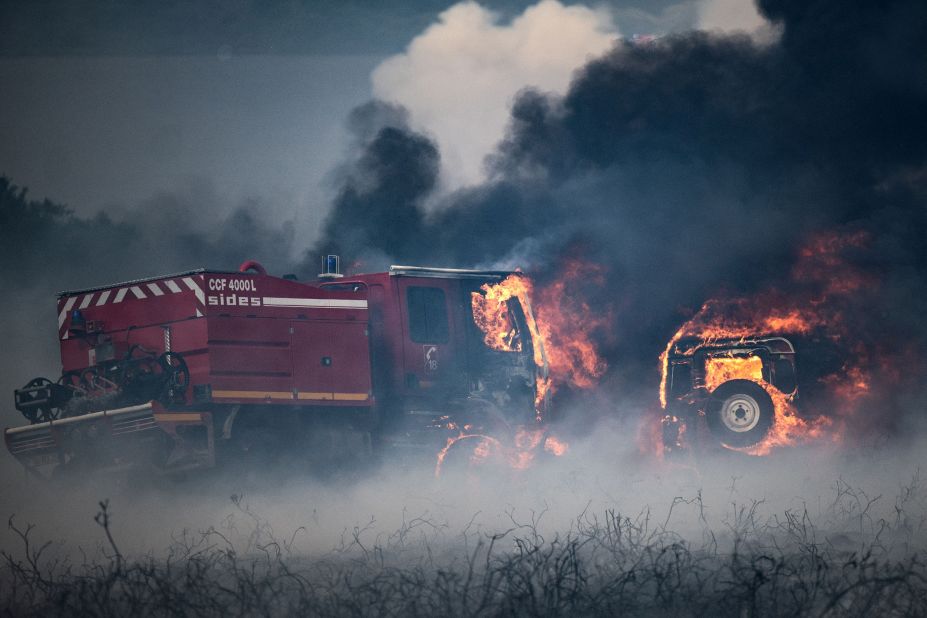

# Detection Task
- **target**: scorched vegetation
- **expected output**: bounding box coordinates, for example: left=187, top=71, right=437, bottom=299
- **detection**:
left=3, top=478, right=927, bottom=617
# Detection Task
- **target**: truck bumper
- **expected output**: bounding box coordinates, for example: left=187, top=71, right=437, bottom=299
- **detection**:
left=4, top=402, right=214, bottom=478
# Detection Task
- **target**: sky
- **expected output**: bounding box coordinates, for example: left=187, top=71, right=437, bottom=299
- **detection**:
left=0, top=0, right=768, bottom=251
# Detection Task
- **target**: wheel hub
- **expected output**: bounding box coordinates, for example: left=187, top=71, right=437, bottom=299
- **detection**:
left=719, top=393, right=762, bottom=433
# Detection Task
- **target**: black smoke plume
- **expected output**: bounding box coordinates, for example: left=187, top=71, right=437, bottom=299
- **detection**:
left=313, top=102, right=438, bottom=268
left=312, top=0, right=927, bottom=435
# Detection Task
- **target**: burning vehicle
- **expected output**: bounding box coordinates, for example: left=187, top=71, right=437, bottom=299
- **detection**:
left=7, top=229, right=875, bottom=478
left=660, top=336, right=800, bottom=454
left=6, top=257, right=581, bottom=479
left=654, top=232, right=888, bottom=458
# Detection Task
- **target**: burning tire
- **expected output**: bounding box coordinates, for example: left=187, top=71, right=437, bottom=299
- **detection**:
left=435, top=434, right=507, bottom=480
left=706, top=379, right=774, bottom=448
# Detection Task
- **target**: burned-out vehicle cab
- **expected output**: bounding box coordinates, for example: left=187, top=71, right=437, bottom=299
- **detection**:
left=662, top=336, right=797, bottom=453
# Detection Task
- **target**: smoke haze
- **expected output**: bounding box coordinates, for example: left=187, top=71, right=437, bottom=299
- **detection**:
left=1, top=3, right=926, bottom=612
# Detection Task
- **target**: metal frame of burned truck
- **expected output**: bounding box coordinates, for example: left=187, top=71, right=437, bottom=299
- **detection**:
left=6, top=262, right=548, bottom=477
left=662, top=336, right=798, bottom=453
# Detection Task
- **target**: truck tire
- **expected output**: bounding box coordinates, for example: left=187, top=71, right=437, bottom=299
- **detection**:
left=706, top=379, right=775, bottom=448
left=437, top=434, right=506, bottom=480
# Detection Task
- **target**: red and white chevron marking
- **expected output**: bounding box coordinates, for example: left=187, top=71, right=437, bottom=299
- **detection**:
left=58, top=276, right=205, bottom=340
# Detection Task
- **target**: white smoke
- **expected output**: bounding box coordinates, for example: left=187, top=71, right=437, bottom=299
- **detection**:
left=371, top=0, right=618, bottom=196
left=697, top=0, right=780, bottom=42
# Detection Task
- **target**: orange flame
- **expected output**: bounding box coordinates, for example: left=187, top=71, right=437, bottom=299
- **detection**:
left=543, top=435, right=569, bottom=456
left=471, top=273, right=549, bottom=416
left=659, top=231, right=874, bottom=456
left=434, top=427, right=569, bottom=478
left=733, top=386, right=831, bottom=456
left=434, top=433, right=503, bottom=477
left=701, top=354, right=831, bottom=456
left=533, top=260, right=610, bottom=391
left=471, top=259, right=609, bottom=418
left=471, top=273, right=533, bottom=354
left=703, top=356, right=764, bottom=392
left=454, top=259, right=606, bottom=474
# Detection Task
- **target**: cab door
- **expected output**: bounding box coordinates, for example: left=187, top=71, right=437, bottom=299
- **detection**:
left=396, top=278, right=465, bottom=398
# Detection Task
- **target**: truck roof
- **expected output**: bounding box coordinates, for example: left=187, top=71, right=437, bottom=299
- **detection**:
left=57, top=268, right=242, bottom=298
left=670, top=336, right=796, bottom=357
left=59, top=264, right=519, bottom=298
left=387, top=265, right=516, bottom=280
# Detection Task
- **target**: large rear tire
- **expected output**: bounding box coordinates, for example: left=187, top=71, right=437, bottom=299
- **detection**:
left=706, top=379, right=775, bottom=448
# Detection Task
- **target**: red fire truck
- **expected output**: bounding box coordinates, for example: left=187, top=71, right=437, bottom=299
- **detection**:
left=6, top=259, right=547, bottom=477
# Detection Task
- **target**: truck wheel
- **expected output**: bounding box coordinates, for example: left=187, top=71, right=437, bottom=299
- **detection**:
left=436, top=434, right=506, bottom=480
left=706, top=379, right=775, bottom=448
